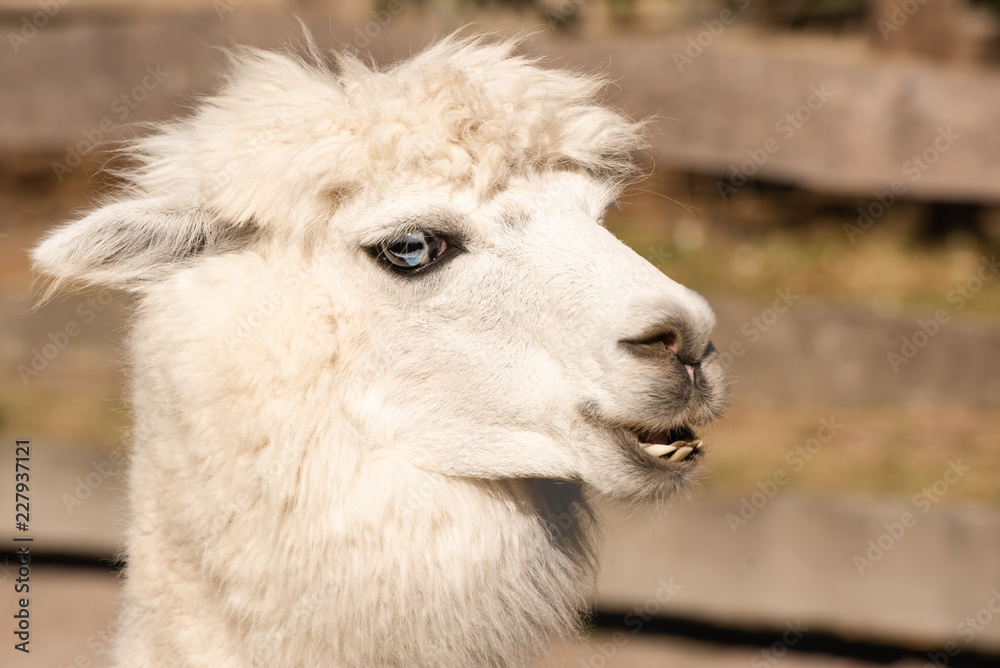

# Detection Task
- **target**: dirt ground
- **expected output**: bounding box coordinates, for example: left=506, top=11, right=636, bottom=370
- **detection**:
left=0, top=567, right=924, bottom=668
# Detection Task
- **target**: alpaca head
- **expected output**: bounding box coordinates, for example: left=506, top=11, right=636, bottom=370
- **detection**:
left=32, top=35, right=726, bottom=505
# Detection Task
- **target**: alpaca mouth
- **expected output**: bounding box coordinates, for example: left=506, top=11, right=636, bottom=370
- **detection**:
left=630, top=425, right=703, bottom=463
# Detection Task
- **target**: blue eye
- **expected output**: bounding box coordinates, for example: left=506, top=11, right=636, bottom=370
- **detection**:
left=379, top=230, right=449, bottom=271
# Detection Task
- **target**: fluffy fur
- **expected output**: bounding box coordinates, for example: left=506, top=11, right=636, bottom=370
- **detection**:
left=32, top=34, right=727, bottom=668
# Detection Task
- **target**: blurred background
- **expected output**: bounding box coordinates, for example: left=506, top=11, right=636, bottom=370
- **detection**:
left=1, top=1, right=999, bottom=666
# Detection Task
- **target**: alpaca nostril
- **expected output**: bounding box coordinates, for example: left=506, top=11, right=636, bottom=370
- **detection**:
left=621, top=325, right=716, bottom=387
left=620, top=327, right=684, bottom=361
left=683, top=342, right=721, bottom=384
left=663, top=332, right=679, bottom=354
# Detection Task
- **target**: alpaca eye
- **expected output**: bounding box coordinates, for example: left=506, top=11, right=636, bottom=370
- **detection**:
left=379, top=231, right=449, bottom=271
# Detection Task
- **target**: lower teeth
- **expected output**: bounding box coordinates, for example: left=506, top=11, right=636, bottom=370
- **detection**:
left=642, top=443, right=677, bottom=457
left=642, top=439, right=703, bottom=461
left=668, top=446, right=694, bottom=461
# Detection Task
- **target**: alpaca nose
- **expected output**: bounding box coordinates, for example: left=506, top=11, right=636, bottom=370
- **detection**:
left=619, top=318, right=713, bottom=379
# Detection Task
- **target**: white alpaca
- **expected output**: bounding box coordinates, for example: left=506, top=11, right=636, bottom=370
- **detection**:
left=32, top=35, right=727, bottom=668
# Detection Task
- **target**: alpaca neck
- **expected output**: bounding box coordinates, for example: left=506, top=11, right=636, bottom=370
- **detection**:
left=119, top=433, right=595, bottom=667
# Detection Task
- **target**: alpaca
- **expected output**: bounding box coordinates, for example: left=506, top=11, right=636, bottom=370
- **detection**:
left=32, top=34, right=727, bottom=668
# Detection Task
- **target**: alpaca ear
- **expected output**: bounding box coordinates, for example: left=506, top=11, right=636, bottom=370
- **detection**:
left=32, top=197, right=249, bottom=296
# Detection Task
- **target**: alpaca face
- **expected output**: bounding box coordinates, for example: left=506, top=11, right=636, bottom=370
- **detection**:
left=328, top=169, right=727, bottom=503
left=30, top=36, right=730, bottom=667
left=31, top=37, right=726, bottom=506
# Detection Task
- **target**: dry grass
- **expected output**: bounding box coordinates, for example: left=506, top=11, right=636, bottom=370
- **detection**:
left=705, top=399, right=1000, bottom=505
left=0, top=381, right=126, bottom=445
left=606, top=192, right=1000, bottom=320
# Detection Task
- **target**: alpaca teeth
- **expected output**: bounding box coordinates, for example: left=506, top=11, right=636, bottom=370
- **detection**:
left=642, top=443, right=678, bottom=457
left=667, top=440, right=688, bottom=449
left=668, top=446, right=694, bottom=462
left=691, top=439, right=704, bottom=449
